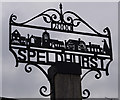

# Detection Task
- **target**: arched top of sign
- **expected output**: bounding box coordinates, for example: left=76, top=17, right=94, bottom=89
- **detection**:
left=10, top=3, right=110, bottom=37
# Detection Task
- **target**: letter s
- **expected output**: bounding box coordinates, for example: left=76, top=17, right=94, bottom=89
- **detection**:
left=90, top=57, right=98, bottom=68
left=18, top=49, right=26, bottom=61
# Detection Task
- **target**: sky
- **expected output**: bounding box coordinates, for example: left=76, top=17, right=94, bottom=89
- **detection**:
left=0, top=0, right=119, bottom=2
left=1, top=2, right=119, bottom=99
left=0, top=1, right=2, bottom=98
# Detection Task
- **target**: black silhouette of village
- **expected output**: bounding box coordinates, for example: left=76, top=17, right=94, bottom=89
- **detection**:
left=11, top=29, right=110, bottom=55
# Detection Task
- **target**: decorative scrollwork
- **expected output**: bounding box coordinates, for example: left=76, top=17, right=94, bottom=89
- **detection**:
left=95, top=70, right=102, bottom=79
left=66, top=16, right=73, bottom=23
left=10, top=14, right=17, bottom=24
left=51, top=13, right=60, bottom=22
left=9, top=3, right=108, bottom=35
left=63, top=12, right=81, bottom=27
left=73, top=19, right=81, bottom=27
left=42, top=14, right=51, bottom=23
left=63, top=15, right=73, bottom=24
left=81, top=68, right=102, bottom=99
left=103, top=27, right=110, bottom=36
left=82, top=89, right=90, bottom=99
left=63, top=11, right=101, bottom=35
left=39, top=86, right=52, bottom=97
left=81, top=68, right=102, bottom=81
left=22, top=9, right=61, bottom=25
left=93, top=68, right=102, bottom=79
left=25, top=64, right=32, bottom=73
left=24, top=63, right=52, bottom=97
left=43, top=12, right=61, bottom=23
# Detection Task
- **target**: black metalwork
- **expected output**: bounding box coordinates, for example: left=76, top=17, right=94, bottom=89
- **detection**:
left=9, top=3, right=113, bottom=99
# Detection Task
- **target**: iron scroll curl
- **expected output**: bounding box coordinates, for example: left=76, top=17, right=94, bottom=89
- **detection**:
left=82, top=89, right=90, bottom=99
left=25, top=63, right=53, bottom=97
left=10, top=4, right=110, bottom=37
left=81, top=68, right=102, bottom=99
left=81, top=68, right=102, bottom=81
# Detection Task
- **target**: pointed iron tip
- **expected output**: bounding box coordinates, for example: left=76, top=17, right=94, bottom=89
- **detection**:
left=59, top=3, right=62, bottom=9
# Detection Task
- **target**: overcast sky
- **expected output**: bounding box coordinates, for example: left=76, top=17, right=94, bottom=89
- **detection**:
left=1, top=2, right=118, bottom=98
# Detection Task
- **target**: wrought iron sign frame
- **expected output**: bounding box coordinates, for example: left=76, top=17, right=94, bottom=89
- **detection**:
left=9, top=3, right=113, bottom=99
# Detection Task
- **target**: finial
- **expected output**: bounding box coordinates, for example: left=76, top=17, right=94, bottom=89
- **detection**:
left=59, top=3, right=63, bottom=22
left=59, top=3, right=62, bottom=10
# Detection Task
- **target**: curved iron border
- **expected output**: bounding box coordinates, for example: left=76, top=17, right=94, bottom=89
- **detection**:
left=25, top=63, right=53, bottom=97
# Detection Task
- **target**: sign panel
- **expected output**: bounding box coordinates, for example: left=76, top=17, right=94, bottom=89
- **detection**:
left=9, top=4, right=113, bottom=76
